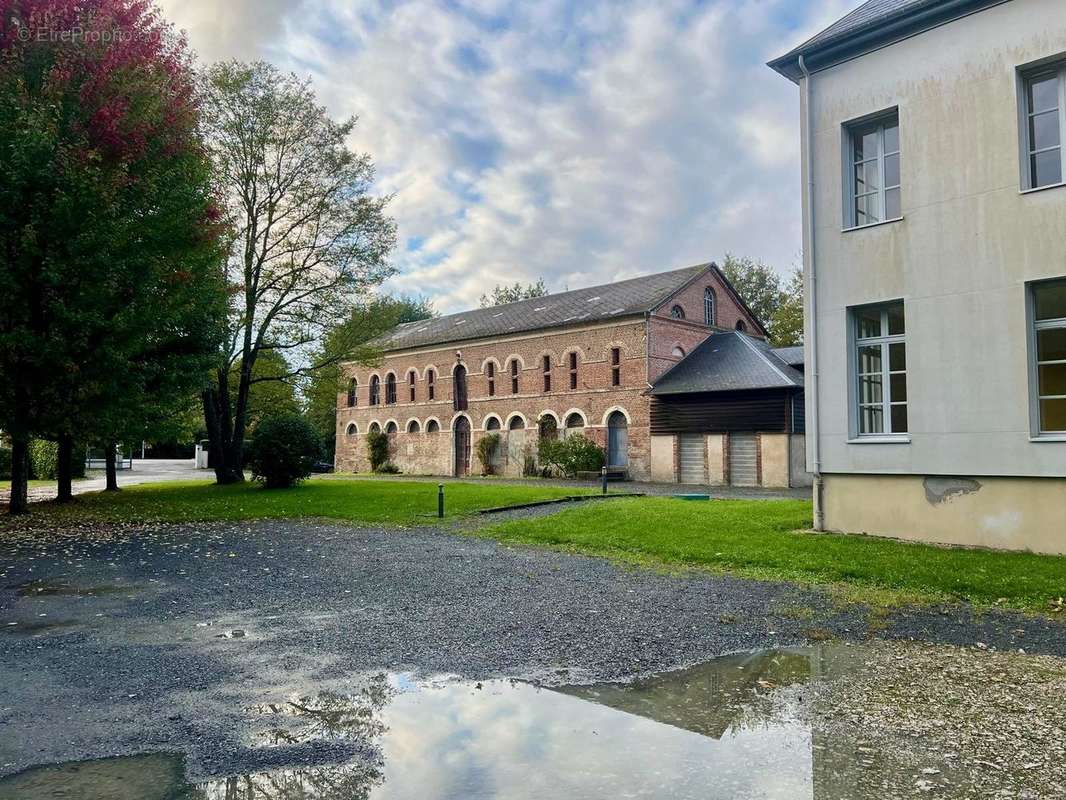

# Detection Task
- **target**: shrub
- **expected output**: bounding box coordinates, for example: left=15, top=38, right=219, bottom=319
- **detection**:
left=375, top=461, right=401, bottom=474
left=29, top=439, right=59, bottom=480
left=537, top=434, right=605, bottom=478
left=246, top=413, right=321, bottom=489
left=476, top=433, right=501, bottom=475
left=366, top=430, right=390, bottom=472
left=0, top=446, right=11, bottom=480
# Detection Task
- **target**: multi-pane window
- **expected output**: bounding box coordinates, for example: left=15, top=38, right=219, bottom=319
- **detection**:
left=385, top=373, right=397, bottom=405
left=369, top=375, right=380, bottom=406
left=846, top=111, right=901, bottom=227
left=510, top=359, right=519, bottom=394
left=670, top=305, right=685, bottom=320
left=568, top=352, right=578, bottom=390
left=852, top=301, right=908, bottom=436
left=453, top=365, right=468, bottom=411
left=610, top=347, right=621, bottom=387
left=1031, top=278, right=1066, bottom=433
left=427, top=369, right=435, bottom=400
left=347, top=378, right=357, bottom=408
left=1022, top=66, right=1065, bottom=189
left=542, top=355, right=552, bottom=392
left=408, top=370, right=416, bottom=402
left=704, top=288, right=716, bottom=326
left=486, top=362, right=496, bottom=396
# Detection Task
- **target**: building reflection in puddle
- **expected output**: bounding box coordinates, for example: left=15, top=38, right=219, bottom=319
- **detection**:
left=0, top=645, right=872, bottom=800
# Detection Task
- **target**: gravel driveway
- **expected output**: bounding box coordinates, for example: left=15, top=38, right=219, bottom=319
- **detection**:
left=1, top=517, right=1064, bottom=784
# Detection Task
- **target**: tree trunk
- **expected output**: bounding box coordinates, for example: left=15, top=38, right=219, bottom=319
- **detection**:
left=203, top=367, right=247, bottom=485
left=105, top=443, right=119, bottom=491
left=8, top=435, right=30, bottom=515
left=56, top=435, right=74, bottom=503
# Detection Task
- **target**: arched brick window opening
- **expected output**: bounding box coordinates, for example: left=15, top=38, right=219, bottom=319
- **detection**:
left=538, top=415, right=558, bottom=441
left=486, top=417, right=501, bottom=431
left=345, top=422, right=358, bottom=436
left=426, top=419, right=440, bottom=433
left=735, top=320, right=747, bottom=333
left=385, top=373, right=397, bottom=405
left=607, top=411, right=629, bottom=468
left=672, top=345, right=685, bottom=358
left=369, top=376, right=380, bottom=406
left=347, top=378, right=357, bottom=407
left=564, top=412, right=585, bottom=436
left=610, top=347, right=621, bottom=386
left=704, top=288, right=717, bottom=326
left=408, top=370, right=417, bottom=402
left=542, top=355, right=552, bottom=392
left=510, top=359, right=519, bottom=394
left=508, top=416, right=525, bottom=430
left=427, top=369, right=436, bottom=400
left=486, top=362, right=496, bottom=397
left=670, top=305, right=685, bottom=320
left=369, top=422, right=381, bottom=434
left=384, top=421, right=398, bottom=435
left=453, top=365, right=468, bottom=411
left=568, top=352, right=578, bottom=390
left=407, top=419, right=420, bottom=433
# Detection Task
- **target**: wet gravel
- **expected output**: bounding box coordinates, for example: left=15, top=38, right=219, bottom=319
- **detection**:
left=1, top=517, right=1065, bottom=780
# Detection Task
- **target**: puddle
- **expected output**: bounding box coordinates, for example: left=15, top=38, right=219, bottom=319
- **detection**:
left=0, top=618, right=78, bottom=636
left=0, top=644, right=1041, bottom=799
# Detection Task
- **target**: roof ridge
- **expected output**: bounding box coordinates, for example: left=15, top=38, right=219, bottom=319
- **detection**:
left=736, top=332, right=796, bottom=385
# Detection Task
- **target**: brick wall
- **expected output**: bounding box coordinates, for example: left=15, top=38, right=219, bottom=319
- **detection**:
left=336, top=318, right=654, bottom=479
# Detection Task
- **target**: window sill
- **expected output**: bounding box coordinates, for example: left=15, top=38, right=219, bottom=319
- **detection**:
left=1030, top=434, right=1066, bottom=442
left=1020, top=182, right=1066, bottom=195
left=847, top=435, right=911, bottom=444
left=841, top=217, right=904, bottom=233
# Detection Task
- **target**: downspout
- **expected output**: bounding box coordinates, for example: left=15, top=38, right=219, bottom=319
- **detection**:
left=798, top=54, right=825, bottom=530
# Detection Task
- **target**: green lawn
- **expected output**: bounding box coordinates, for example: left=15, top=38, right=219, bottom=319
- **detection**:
left=5, top=478, right=592, bottom=526
left=482, top=497, right=1066, bottom=612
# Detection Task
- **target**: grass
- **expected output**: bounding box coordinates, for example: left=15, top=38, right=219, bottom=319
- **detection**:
left=3, top=478, right=593, bottom=527
left=480, top=497, right=1066, bottom=612
left=1, top=480, right=62, bottom=489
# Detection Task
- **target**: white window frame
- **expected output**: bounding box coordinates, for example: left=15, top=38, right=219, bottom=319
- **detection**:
left=1019, top=61, right=1066, bottom=192
left=848, top=301, right=908, bottom=439
left=1027, top=278, right=1066, bottom=438
left=842, top=109, right=901, bottom=230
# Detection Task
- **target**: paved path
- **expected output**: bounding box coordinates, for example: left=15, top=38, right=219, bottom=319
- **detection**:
left=1, top=458, right=208, bottom=504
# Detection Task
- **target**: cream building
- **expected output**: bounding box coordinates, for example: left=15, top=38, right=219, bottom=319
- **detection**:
left=770, top=0, right=1066, bottom=554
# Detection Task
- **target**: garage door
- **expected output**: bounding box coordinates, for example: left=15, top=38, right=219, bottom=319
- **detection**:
left=678, top=435, right=705, bottom=484
left=729, top=433, right=758, bottom=487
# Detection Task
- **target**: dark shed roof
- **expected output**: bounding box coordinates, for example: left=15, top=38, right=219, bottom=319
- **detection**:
left=771, top=346, right=804, bottom=367
left=768, top=0, right=1007, bottom=82
left=370, top=263, right=711, bottom=352
left=651, top=332, right=804, bottom=395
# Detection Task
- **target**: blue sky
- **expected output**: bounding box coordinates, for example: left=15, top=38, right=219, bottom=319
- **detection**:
left=160, top=0, right=860, bottom=313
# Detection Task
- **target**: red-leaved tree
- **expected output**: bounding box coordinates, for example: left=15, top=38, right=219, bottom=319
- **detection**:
left=0, top=0, right=228, bottom=512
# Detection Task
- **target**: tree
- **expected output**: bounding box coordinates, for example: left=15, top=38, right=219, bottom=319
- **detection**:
left=0, top=0, right=227, bottom=512
left=303, top=295, right=435, bottom=460
left=200, top=62, right=397, bottom=484
left=480, top=279, right=548, bottom=308
left=769, top=267, right=804, bottom=347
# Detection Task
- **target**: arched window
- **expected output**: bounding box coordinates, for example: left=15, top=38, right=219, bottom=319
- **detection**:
left=607, top=411, right=629, bottom=468
left=427, top=369, right=436, bottom=400
left=564, top=412, right=585, bottom=434
left=369, top=376, right=380, bottom=406
left=670, top=305, right=685, bottom=320
left=408, top=370, right=417, bottom=402
left=486, top=416, right=501, bottom=431
left=735, top=320, right=747, bottom=333
left=508, top=415, right=525, bottom=431
left=453, top=365, right=468, bottom=411
left=538, top=415, right=558, bottom=441
left=486, top=362, right=496, bottom=397
left=385, top=373, right=397, bottom=405
left=427, top=419, right=440, bottom=433
left=407, top=419, right=420, bottom=433
left=510, top=359, right=519, bottom=394
left=385, top=421, right=398, bottom=435
left=345, top=422, right=358, bottom=436
left=347, top=378, right=357, bottom=408
left=369, top=422, right=381, bottom=434
left=672, top=346, right=686, bottom=358
left=704, top=288, right=716, bottom=326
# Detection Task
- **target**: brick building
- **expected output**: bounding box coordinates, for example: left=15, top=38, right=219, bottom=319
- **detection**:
left=335, top=262, right=805, bottom=486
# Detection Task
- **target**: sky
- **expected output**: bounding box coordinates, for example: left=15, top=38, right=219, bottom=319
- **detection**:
left=158, top=0, right=860, bottom=313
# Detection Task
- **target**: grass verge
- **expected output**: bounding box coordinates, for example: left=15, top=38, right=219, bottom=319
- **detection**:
left=0, top=479, right=594, bottom=527
left=479, top=497, right=1066, bottom=613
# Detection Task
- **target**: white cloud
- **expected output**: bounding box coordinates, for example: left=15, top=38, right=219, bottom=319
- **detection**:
left=161, top=0, right=863, bottom=312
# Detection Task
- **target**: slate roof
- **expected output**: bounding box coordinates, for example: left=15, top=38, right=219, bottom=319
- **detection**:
left=771, top=346, right=804, bottom=367
left=769, top=0, right=1005, bottom=82
left=370, top=263, right=710, bottom=352
left=650, top=332, right=804, bottom=395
